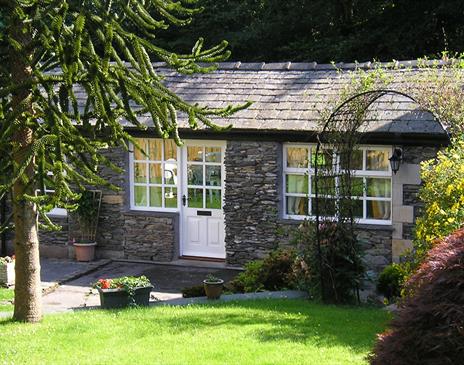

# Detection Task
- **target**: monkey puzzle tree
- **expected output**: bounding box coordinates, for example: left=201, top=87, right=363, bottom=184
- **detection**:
left=0, top=0, right=247, bottom=322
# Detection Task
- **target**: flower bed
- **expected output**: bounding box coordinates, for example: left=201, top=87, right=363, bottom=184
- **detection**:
left=93, top=276, right=153, bottom=309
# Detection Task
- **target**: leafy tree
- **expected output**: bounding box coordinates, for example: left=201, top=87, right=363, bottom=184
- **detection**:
left=157, top=0, right=464, bottom=62
left=0, top=0, right=248, bottom=322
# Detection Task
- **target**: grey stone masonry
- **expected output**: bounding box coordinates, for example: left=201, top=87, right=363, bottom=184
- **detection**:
left=224, top=141, right=281, bottom=265
left=36, top=145, right=177, bottom=262
left=123, top=213, right=175, bottom=262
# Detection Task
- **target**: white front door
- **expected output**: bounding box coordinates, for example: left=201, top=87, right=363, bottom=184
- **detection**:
left=181, top=141, right=226, bottom=258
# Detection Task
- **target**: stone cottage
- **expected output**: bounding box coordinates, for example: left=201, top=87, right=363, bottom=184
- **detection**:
left=33, top=61, right=448, bottom=282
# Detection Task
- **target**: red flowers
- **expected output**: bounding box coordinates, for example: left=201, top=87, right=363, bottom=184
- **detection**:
left=98, top=279, right=111, bottom=289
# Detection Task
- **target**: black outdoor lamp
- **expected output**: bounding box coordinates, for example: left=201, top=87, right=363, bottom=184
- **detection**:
left=389, top=148, right=403, bottom=174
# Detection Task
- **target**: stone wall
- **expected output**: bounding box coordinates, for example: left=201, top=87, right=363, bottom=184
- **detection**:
left=224, top=141, right=281, bottom=265
left=124, top=213, right=176, bottom=261
left=36, top=145, right=176, bottom=262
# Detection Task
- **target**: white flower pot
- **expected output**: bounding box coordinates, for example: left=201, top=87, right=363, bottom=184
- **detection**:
left=0, top=262, right=15, bottom=287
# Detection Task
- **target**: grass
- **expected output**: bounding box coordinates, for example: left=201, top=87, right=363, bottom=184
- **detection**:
left=0, top=288, right=14, bottom=312
left=0, top=299, right=389, bottom=365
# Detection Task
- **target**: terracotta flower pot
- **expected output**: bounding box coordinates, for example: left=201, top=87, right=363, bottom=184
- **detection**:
left=74, top=242, right=97, bottom=262
left=203, top=279, right=224, bottom=300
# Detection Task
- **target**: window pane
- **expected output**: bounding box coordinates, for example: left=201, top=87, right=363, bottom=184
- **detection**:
left=311, top=176, right=335, bottom=195
left=311, top=148, right=333, bottom=169
left=339, top=176, right=364, bottom=197
left=164, top=140, right=177, bottom=161
left=149, top=186, right=162, bottom=207
left=188, top=165, right=203, bottom=186
left=188, top=188, right=203, bottom=208
left=286, top=175, right=308, bottom=194
left=206, top=165, right=221, bottom=187
left=367, top=201, right=391, bottom=220
left=188, top=146, right=203, bottom=162
left=367, top=178, right=391, bottom=198
left=367, top=150, right=389, bottom=171
left=134, top=186, right=147, bottom=206
left=148, top=139, right=162, bottom=161
left=311, top=198, right=336, bottom=216
left=340, top=149, right=363, bottom=170
left=134, top=138, right=146, bottom=161
left=206, top=189, right=221, bottom=209
left=205, top=147, right=221, bottom=162
left=164, top=162, right=177, bottom=185
left=351, top=199, right=364, bottom=218
left=134, top=163, right=147, bottom=183
left=287, top=147, right=308, bottom=168
left=164, top=187, right=177, bottom=208
left=286, top=196, right=308, bottom=215
left=149, top=164, right=162, bottom=184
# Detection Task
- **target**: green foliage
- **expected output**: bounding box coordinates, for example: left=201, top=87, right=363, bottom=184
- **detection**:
left=93, top=276, right=152, bottom=291
left=0, top=0, right=250, bottom=230
left=204, top=273, right=222, bottom=283
left=181, top=285, right=205, bottom=298
left=414, top=138, right=464, bottom=261
left=376, top=264, right=409, bottom=301
left=156, top=0, right=464, bottom=63
left=294, top=221, right=364, bottom=304
left=229, top=250, right=297, bottom=293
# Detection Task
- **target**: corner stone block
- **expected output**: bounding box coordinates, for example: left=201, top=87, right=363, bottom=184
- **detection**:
left=392, top=239, right=413, bottom=263
left=102, top=195, right=124, bottom=204
left=394, top=163, right=421, bottom=185
left=392, top=205, right=415, bottom=224
left=392, top=222, right=403, bottom=239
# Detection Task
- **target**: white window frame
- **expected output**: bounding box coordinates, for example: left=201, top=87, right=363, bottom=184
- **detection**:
left=129, top=138, right=181, bottom=212
left=283, top=143, right=393, bottom=225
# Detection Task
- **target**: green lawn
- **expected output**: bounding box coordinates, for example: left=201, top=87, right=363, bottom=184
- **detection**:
left=0, top=288, right=14, bottom=312
left=0, top=299, right=389, bottom=365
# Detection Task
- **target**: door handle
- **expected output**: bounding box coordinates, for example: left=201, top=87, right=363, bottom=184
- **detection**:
left=182, top=194, right=187, bottom=206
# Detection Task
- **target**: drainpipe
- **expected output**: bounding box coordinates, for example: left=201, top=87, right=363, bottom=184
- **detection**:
left=0, top=195, right=6, bottom=256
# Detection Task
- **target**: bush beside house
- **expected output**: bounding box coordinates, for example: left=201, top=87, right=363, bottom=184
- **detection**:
left=369, top=228, right=464, bottom=365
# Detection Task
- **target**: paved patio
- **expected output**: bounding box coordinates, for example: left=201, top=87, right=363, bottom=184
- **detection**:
left=40, top=258, right=241, bottom=313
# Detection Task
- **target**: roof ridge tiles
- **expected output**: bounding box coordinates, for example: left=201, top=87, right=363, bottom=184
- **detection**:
left=162, top=59, right=452, bottom=71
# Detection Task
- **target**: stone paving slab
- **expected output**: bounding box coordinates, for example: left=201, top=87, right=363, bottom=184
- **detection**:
left=41, top=260, right=241, bottom=313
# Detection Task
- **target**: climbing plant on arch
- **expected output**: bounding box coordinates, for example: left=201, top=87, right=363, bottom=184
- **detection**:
left=309, top=89, right=449, bottom=303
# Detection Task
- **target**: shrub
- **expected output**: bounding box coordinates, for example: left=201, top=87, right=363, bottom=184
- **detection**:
left=414, top=138, right=464, bottom=261
left=293, top=220, right=364, bottom=303
left=376, top=264, right=408, bottom=301
left=228, top=249, right=297, bottom=293
left=369, top=228, right=464, bottom=365
left=181, top=285, right=205, bottom=298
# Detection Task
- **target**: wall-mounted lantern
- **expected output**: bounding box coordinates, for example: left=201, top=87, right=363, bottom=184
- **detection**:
left=389, top=147, right=403, bottom=174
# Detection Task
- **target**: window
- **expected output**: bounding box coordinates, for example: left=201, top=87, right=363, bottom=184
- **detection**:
left=130, top=138, right=180, bottom=211
left=283, top=144, right=392, bottom=224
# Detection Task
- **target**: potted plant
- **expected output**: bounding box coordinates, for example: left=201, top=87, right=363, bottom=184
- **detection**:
left=72, top=190, right=102, bottom=262
left=203, top=274, right=224, bottom=300
left=0, top=255, right=15, bottom=287
left=93, top=275, right=153, bottom=309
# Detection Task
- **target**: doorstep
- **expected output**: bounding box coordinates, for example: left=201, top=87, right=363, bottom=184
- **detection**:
left=115, top=258, right=243, bottom=271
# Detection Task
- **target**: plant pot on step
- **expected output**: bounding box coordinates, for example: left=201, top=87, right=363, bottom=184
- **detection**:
left=74, top=241, right=97, bottom=262
left=203, top=278, right=224, bottom=300
left=72, top=190, right=102, bottom=262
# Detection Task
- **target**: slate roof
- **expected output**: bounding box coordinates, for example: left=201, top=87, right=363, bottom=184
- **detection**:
left=117, top=60, right=452, bottom=140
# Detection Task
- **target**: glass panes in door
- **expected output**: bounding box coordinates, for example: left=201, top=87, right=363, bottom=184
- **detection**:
left=186, top=145, right=223, bottom=209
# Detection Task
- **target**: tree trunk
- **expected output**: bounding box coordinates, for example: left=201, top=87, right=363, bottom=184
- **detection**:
left=9, top=9, right=42, bottom=323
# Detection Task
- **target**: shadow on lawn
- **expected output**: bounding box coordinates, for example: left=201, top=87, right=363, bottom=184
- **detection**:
left=153, top=299, right=388, bottom=352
